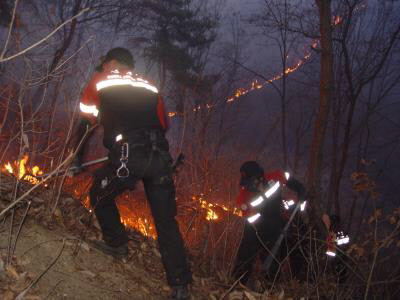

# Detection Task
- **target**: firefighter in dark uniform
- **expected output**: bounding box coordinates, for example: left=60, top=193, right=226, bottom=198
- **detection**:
left=232, top=161, right=307, bottom=285
left=72, top=47, right=191, bottom=299
left=324, top=214, right=350, bottom=284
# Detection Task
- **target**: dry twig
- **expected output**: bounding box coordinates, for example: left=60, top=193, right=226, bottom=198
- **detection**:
left=218, top=272, right=247, bottom=300
left=11, top=200, right=32, bottom=258
left=0, top=8, right=89, bottom=63
left=15, top=239, right=66, bottom=300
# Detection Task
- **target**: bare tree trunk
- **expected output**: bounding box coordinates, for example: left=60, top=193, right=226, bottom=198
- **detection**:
left=280, top=57, right=288, bottom=169
left=307, top=0, right=334, bottom=224
left=326, top=94, right=340, bottom=214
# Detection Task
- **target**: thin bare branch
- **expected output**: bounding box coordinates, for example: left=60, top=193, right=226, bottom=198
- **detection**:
left=0, top=7, right=89, bottom=63
left=0, top=0, right=19, bottom=59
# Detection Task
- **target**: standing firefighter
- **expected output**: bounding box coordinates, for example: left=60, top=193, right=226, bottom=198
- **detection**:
left=72, top=47, right=191, bottom=299
left=232, top=161, right=307, bottom=285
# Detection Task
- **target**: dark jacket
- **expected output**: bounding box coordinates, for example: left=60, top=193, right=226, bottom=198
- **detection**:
left=79, top=65, right=168, bottom=149
left=236, top=170, right=306, bottom=224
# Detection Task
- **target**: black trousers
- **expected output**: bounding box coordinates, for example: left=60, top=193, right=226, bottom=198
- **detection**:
left=233, top=216, right=284, bottom=284
left=89, top=133, right=192, bottom=286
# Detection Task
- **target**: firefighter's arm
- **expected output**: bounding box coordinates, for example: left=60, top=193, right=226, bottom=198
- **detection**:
left=286, top=176, right=307, bottom=212
left=72, top=117, right=92, bottom=165
left=236, top=187, right=255, bottom=216
left=286, top=177, right=306, bottom=202
left=70, top=76, right=99, bottom=172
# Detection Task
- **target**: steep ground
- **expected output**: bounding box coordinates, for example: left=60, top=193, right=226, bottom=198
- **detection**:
left=0, top=176, right=306, bottom=300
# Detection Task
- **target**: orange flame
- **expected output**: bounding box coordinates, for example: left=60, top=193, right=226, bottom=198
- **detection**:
left=5, top=162, right=13, bottom=174
left=200, top=200, right=219, bottom=221
left=18, top=155, right=28, bottom=179
left=2, top=155, right=44, bottom=185
left=32, top=166, right=42, bottom=176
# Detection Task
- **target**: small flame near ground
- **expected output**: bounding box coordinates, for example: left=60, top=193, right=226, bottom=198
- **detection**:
left=1, top=155, right=44, bottom=185
left=80, top=194, right=158, bottom=239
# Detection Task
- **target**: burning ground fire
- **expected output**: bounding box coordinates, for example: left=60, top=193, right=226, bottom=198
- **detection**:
left=167, top=39, right=318, bottom=118
left=116, top=195, right=242, bottom=239
left=196, top=195, right=242, bottom=221
left=79, top=190, right=243, bottom=240
left=1, top=155, right=44, bottom=185
left=167, top=3, right=367, bottom=118
left=2, top=157, right=242, bottom=240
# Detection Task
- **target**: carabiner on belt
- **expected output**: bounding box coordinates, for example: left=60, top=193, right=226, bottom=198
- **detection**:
left=117, top=142, right=130, bottom=178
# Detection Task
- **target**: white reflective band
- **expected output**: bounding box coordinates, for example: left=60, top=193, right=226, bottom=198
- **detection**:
left=247, top=213, right=261, bottom=223
left=250, top=196, right=263, bottom=207
left=326, top=251, right=336, bottom=257
left=300, top=201, right=307, bottom=211
left=283, top=201, right=290, bottom=210
left=284, top=172, right=290, bottom=180
left=115, top=134, right=123, bottom=142
left=336, top=235, right=350, bottom=245
left=80, top=102, right=99, bottom=117
left=283, top=199, right=295, bottom=210
left=250, top=181, right=281, bottom=207
left=265, top=181, right=280, bottom=198
left=96, top=77, right=158, bottom=93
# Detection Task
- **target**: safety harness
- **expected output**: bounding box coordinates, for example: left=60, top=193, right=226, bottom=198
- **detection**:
left=116, top=142, right=129, bottom=178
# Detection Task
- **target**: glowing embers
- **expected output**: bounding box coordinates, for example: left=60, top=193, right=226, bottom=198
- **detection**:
left=168, top=112, right=177, bottom=117
left=195, top=194, right=242, bottom=221
left=247, top=213, right=261, bottom=223
left=80, top=103, right=99, bottom=117
left=96, top=74, right=158, bottom=93
left=199, top=198, right=219, bottom=221
left=250, top=181, right=280, bottom=207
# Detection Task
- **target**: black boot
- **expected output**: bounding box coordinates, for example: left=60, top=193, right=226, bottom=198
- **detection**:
left=170, top=285, right=190, bottom=300
left=89, top=240, right=128, bottom=259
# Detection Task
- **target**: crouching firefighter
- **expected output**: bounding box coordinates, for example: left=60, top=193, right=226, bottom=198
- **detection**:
left=232, top=161, right=307, bottom=285
left=71, top=47, right=192, bottom=299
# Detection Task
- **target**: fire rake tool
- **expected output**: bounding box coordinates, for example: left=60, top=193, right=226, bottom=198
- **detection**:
left=36, top=156, right=109, bottom=180
left=37, top=152, right=185, bottom=180
left=262, top=201, right=301, bottom=272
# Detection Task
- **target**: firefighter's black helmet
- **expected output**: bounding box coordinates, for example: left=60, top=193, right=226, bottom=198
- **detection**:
left=96, top=47, right=135, bottom=71
left=239, top=161, right=264, bottom=188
